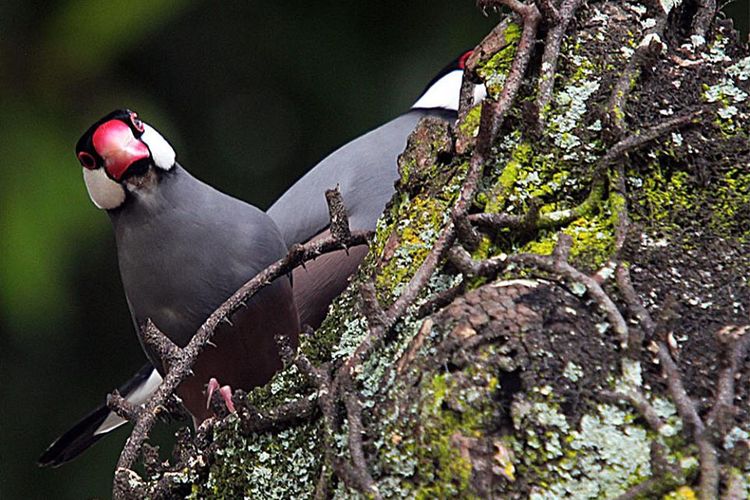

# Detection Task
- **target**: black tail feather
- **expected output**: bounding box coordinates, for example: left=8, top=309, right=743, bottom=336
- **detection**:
left=38, top=403, right=110, bottom=467
left=38, top=363, right=155, bottom=467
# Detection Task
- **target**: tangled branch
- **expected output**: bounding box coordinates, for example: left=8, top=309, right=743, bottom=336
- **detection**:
left=108, top=3, right=746, bottom=498
left=112, top=188, right=372, bottom=498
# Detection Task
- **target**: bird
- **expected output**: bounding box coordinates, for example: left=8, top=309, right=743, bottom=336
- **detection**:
left=39, top=109, right=300, bottom=467
left=269, top=49, right=484, bottom=327
left=39, top=50, right=484, bottom=467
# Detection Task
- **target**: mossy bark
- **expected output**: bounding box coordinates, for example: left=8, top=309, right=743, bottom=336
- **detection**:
left=145, top=2, right=750, bottom=498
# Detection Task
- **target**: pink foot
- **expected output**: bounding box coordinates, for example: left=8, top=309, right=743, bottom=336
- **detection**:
left=206, top=377, right=236, bottom=414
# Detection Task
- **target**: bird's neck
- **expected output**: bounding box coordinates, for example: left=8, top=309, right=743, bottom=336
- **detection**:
left=108, top=163, right=199, bottom=222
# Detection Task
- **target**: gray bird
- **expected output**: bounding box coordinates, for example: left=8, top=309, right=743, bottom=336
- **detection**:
left=40, top=109, right=300, bottom=467
left=39, top=51, right=483, bottom=467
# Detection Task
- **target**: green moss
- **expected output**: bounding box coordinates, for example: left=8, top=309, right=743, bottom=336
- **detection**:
left=638, top=166, right=695, bottom=228
left=663, top=486, right=697, bottom=500
left=188, top=419, right=322, bottom=499
left=712, top=166, right=750, bottom=239
left=458, top=104, right=483, bottom=139
left=373, top=194, right=451, bottom=303
left=477, top=23, right=521, bottom=97
left=379, top=370, right=494, bottom=499
left=483, top=142, right=527, bottom=213
left=517, top=395, right=654, bottom=499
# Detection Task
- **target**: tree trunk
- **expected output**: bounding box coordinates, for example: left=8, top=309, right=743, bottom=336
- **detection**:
left=126, top=1, right=750, bottom=498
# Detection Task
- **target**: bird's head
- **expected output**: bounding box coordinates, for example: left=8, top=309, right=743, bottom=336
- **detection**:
left=76, top=109, right=176, bottom=210
left=412, top=50, right=486, bottom=111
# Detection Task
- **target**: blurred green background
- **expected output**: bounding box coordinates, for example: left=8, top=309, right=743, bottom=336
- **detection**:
left=0, top=1, right=746, bottom=498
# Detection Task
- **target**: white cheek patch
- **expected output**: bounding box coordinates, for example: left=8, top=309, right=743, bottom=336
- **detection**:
left=141, top=123, right=176, bottom=171
left=412, top=70, right=487, bottom=111
left=82, top=167, right=126, bottom=210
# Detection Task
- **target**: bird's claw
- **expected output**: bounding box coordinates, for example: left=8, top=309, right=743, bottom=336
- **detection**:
left=206, top=377, right=236, bottom=415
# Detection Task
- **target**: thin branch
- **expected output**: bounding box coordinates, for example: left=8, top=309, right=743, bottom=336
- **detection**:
left=106, top=391, right=140, bottom=422
left=235, top=392, right=318, bottom=436
left=535, top=0, right=583, bottom=126
left=607, top=18, right=667, bottom=136
left=448, top=244, right=508, bottom=278
left=600, top=389, right=667, bottom=434
left=415, top=283, right=465, bottom=319
left=706, top=325, right=750, bottom=432
left=112, top=230, right=372, bottom=498
left=535, top=0, right=560, bottom=23
left=657, top=345, right=703, bottom=432
left=474, top=2, right=541, bottom=161
left=325, top=187, right=352, bottom=244
left=601, top=110, right=703, bottom=168
left=359, top=281, right=387, bottom=330
left=691, top=0, right=717, bottom=44
left=510, top=237, right=631, bottom=347
left=343, top=391, right=381, bottom=499
left=450, top=234, right=630, bottom=347
left=656, top=341, right=720, bottom=500
left=141, top=319, right=181, bottom=369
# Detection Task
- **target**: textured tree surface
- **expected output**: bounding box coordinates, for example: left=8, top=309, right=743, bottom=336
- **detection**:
left=114, top=1, right=750, bottom=498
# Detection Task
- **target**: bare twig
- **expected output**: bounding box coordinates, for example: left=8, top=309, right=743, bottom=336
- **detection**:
left=415, top=283, right=465, bottom=318
left=448, top=244, right=508, bottom=278
left=617, top=252, right=722, bottom=499
left=141, top=319, right=181, bottom=369
left=535, top=0, right=560, bottom=23
left=450, top=235, right=630, bottom=347
left=325, top=187, right=352, bottom=244
left=600, top=389, right=667, bottom=434
left=690, top=0, right=717, bottom=44
left=343, top=391, right=381, bottom=499
left=359, top=281, right=387, bottom=330
left=106, top=391, right=140, bottom=422
left=469, top=211, right=527, bottom=231
left=656, top=342, right=720, bottom=499
left=234, top=390, right=318, bottom=436
left=601, top=110, right=703, bottom=169
left=476, top=1, right=540, bottom=159
left=511, top=237, right=630, bottom=347
left=706, top=325, right=750, bottom=432
left=607, top=18, right=667, bottom=136
left=112, top=230, right=372, bottom=498
left=535, top=0, right=583, bottom=126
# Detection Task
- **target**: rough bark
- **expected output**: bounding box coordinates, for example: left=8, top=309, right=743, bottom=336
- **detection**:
left=113, top=1, right=750, bottom=498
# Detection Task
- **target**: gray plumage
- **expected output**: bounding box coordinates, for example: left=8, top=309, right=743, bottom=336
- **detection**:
left=269, top=108, right=456, bottom=327
left=41, top=66, right=463, bottom=465
left=269, top=108, right=455, bottom=246
left=111, top=164, right=288, bottom=351
left=110, top=164, right=299, bottom=421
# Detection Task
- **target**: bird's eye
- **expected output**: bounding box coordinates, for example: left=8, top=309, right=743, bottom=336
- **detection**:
left=130, top=112, right=145, bottom=133
left=78, top=151, right=97, bottom=169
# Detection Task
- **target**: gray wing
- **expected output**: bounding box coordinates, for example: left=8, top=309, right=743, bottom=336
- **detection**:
left=268, top=109, right=455, bottom=246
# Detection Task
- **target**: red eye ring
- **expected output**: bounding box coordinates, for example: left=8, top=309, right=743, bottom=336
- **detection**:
left=78, top=151, right=97, bottom=170
left=129, top=112, right=145, bottom=133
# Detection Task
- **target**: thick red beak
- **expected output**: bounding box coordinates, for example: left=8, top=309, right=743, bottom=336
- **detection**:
left=91, top=120, right=150, bottom=180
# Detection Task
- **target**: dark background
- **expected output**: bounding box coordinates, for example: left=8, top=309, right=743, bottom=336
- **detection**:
left=0, top=1, right=746, bottom=498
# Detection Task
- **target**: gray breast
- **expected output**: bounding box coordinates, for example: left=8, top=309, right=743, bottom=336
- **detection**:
left=110, top=164, right=289, bottom=355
